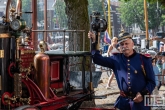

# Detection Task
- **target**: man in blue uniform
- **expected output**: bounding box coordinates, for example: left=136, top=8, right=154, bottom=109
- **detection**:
left=88, top=31, right=156, bottom=110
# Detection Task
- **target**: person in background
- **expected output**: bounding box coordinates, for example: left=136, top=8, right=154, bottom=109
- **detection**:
left=160, top=43, right=164, bottom=52
left=107, top=37, right=119, bottom=56
left=106, top=37, right=120, bottom=89
left=151, top=57, right=159, bottom=95
left=136, top=37, right=141, bottom=46
left=156, top=52, right=162, bottom=89
left=88, top=31, right=155, bottom=110
left=161, top=52, right=165, bottom=86
left=47, top=33, right=54, bottom=44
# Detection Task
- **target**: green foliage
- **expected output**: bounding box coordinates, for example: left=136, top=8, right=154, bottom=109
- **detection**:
left=53, top=0, right=67, bottom=29
left=118, top=0, right=165, bottom=31
left=148, top=0, right=165, bottom=6
left=118, top=0, right=144, bottom=30
left=120, top=0, right=165, bottom=6
left=161, top=15, right=165, bottom=25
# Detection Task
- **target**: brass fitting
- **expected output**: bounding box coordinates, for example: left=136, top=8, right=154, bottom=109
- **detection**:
left=39, top=41, right=47, bottom=53
left=20, top=97, right=31, bottom=104
left=88, top=82, right=94, bottom=91
left=14, top=73, right=22, bottom=98
left=9, top=96, right=17, bottom=103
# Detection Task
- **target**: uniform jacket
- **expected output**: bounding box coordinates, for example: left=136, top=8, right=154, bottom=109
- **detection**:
left=92, top=50, right=156, bottom=110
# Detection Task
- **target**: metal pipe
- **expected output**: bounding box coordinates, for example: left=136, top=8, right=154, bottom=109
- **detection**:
left=83, top=31, right=85, bottom=51
left=5, top=0, right=11, bottom=22
left=16, top=0, right=22, bottom=17
left=89, top=12, right=93, bottom=92
left=32, top=30, right=86, bottom=52
left=44, top=0, right=47, bottom=42
left=74, top=30, right=76, bottom=53
left=32, top=30, right=85, bottom=32
left=63, top=30, right=66, bottom=53
left=32, top=0, right=38, bottom=50
left=82, top=56, right=86, bottom=92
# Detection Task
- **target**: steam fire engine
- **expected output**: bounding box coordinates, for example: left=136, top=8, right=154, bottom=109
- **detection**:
left=0, top=0, right=96, bottom=110
left=0, top=0, right=116, bottom=110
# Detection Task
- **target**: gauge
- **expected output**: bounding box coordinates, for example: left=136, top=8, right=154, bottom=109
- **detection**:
left=10, top=19, right=26, bottom=31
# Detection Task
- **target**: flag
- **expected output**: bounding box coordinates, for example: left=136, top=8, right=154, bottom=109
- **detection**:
left=104, top=30, right=111, bottom=44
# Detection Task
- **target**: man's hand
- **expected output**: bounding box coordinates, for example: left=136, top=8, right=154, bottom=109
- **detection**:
left=88, top=31, right=96, bottom=43
left=150, top=36, right=165, bottom=43
left=150, top=36, right=160, bottom=40
left=133, top=92, right=143, bottom=103
left=120, top=91, right=126, bottom=97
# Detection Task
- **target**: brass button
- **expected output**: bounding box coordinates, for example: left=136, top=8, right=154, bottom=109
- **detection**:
left=128, top=87, right=131, bottom=89
left=128, top=68, right=130, bottom=70
left=127, top=64, right=130, bottom=66
left=128, top=73, right=130, bottom=75
left=128, top=77, right=130, bottom=80
left=128, top=82, right=131, bottom=84
left=128, top=59, right=130, bottom=62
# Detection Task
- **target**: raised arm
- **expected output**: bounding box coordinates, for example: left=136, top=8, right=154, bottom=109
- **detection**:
left=151, top=37, right=165, bottom=43
left=107, top=45, right=113, bottom=57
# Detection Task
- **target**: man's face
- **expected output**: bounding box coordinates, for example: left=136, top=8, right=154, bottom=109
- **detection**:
left=119, top=39, right=134, bottom=55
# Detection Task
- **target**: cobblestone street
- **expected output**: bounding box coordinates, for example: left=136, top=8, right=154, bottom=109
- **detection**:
left=94, top=71, right=119, bottom=109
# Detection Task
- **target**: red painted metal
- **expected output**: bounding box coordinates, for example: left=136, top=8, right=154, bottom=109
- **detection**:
left=33, top=91, right=92, bottom=110
left=1, top=92, right=12, bottom=105
left=8, top=62, right=15, bottom=77
left=49, top=87, right=59, bottom=99
left=22, top=77, right=48, bottom=104
left=51, top=61, right=60, bottom=81
left=31, top=0, right=38, bottom=50
left=50, top=82, right=63, bottom=89
left=20, top=48, right=35, bottom=68
left=79, top=108, right=116, bottom=110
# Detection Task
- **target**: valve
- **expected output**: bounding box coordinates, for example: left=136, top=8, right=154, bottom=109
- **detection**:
left=20, top=97, right=31, bottom=104
left=1, top=92, right=12, bottom=105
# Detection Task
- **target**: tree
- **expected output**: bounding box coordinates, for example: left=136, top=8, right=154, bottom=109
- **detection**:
left=63, top=0, right=90, bottom=71
left=64, top=0, right=89, bottom=51
left=118, top=0, right=165, bottom=33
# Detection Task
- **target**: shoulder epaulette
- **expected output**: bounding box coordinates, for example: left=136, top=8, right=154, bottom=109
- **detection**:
left=140, top=53, right=151, bottom=58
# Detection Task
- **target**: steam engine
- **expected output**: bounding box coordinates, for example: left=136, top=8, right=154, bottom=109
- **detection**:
left=0, top=1, right=93, bottom=110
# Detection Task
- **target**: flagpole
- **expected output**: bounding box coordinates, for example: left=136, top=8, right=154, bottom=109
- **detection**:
left=108, top=0, right=112, bottom=38
left=144, top=0, right=149, bottom=49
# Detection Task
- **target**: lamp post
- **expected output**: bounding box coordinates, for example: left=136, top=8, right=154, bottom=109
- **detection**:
left=144, top=0, right=149, bottom=49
